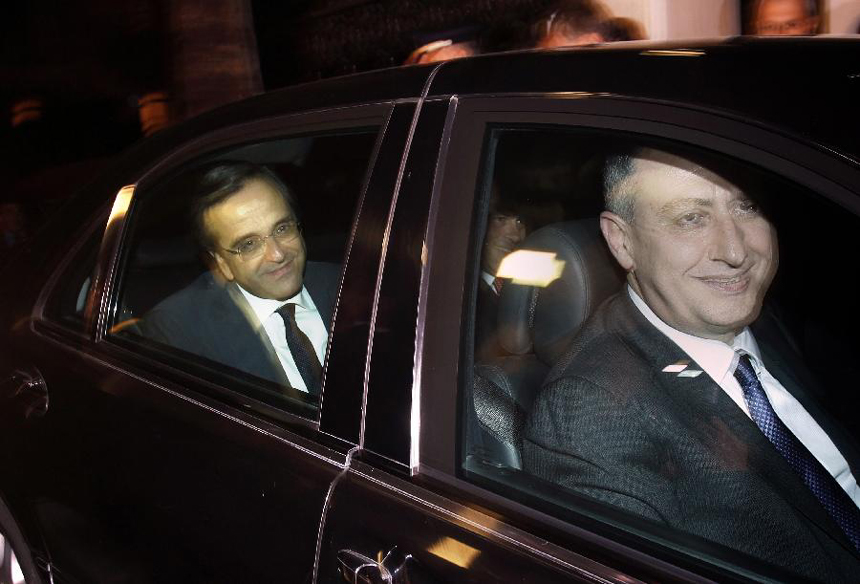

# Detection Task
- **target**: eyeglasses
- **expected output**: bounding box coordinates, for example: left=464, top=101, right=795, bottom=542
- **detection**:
left=223, top=220, right=301, bottom=258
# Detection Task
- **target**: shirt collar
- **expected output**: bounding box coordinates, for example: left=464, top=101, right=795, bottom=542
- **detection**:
left=238, top=284, right=314, bottom=325
left=627, top=285, right=762, bottom=382
left=481, top=270, right=496, bottom=289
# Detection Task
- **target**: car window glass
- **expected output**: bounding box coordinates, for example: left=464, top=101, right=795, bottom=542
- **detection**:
left=460, top=126, right=860, bottom=582
left=109, top=129, right=378, bottom=417
left=43, top=230, right=101, bottom=331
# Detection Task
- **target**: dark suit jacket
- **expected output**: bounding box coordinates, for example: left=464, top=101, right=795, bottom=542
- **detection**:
left=523, top=292, right=860, bottom=581
left=475, top=278, right=504, bottom=362
left=140, top=261, right=340, bottom=393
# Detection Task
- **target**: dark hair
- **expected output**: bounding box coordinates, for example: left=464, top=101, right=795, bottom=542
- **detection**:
left=531, top=0, right=609, bottom=45
left=189, top=161, right=297, bottom=251
left=598, top=17, right=646, bottom=42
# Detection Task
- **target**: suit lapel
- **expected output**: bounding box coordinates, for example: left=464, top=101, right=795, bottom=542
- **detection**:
left=204, top=263, right=339, bottom=395
left=216, top=281, right=293, bottom=387
left=753, top=313, right=860, bottom=477
left=609, top=294, right=855, bottom=551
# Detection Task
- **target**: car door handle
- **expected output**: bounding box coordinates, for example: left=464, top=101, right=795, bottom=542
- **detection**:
left=1, top=368, right=48, bottom=418
left=336, top=549, right=392, bottom=584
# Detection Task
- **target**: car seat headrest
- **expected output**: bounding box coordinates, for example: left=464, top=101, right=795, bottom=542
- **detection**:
left=497, top=218, right=625, bottom=365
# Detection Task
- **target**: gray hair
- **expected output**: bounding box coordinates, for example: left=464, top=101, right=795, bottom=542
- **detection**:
left=603, top=152, right=637, bottom=223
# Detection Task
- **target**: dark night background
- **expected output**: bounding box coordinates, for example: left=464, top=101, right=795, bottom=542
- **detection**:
left=0, top=0, right=554, bottom=221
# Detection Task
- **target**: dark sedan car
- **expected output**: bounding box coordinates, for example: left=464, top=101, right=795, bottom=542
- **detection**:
left=2, top=38, right=859, bottom=584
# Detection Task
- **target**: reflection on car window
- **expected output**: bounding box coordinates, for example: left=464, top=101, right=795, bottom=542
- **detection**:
left=44, top=231, right=100, bottom=331
left=110, top=130, right=378, bottom=415
left=461, top=127, right=860, bottom=582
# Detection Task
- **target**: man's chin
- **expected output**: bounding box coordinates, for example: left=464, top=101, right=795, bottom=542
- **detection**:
left=249, top=277, right=302, bottom=301
left=703, top=306, right=761, bottom=337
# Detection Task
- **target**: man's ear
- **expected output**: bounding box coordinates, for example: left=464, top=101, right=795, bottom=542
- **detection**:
left=599, top=211, right=635, bottom=272
left=211, top=251, right=235, bottom=282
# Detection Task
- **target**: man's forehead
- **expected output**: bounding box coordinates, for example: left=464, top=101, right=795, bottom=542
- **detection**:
left=631, top=152, right=740, bottom=198
left=205, top=180, right=293, bottom=238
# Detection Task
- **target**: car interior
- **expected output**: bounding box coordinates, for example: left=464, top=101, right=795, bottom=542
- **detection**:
left=109, top=131, right=377, bottom=339
left=467, top=218, right=624, bottom=469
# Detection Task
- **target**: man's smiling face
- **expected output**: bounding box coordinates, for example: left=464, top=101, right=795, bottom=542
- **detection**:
left=207, top=178, right=306, bottom=301
left=602, top=152, right=778, bottom=343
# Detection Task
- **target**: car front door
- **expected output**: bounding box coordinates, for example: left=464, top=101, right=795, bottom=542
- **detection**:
left=316, top=92, right=860, bottom=583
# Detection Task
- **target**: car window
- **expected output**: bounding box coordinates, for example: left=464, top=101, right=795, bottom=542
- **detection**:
left=460, top=126, right=860, bottom=582
left=108, top=129, right=378, bottom=417
left=42, top=228, right=102, bottom=332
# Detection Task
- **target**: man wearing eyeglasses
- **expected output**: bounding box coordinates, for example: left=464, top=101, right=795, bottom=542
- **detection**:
left=141, top=161, right=338, bottom=396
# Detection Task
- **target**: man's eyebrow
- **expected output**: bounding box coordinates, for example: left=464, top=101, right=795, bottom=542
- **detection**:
left=657, top=198, right=712, bottom=216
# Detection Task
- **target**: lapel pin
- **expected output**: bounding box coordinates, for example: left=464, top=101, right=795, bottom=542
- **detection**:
left=662, top=360, right=689, bottom=373
left=677, top=369, right=703, bottom=378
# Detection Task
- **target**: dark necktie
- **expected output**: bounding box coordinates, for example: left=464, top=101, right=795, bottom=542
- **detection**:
left=276, top=303, right=322, bottom=394
left=492, top=276, right=504, bottom=295
left=734, top=353, right=860, bottom=552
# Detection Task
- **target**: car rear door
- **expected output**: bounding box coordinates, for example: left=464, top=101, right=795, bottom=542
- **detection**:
left=0, top=101, right=415, bottom=584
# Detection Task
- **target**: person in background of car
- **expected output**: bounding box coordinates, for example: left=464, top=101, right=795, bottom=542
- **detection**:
left=475, top=191, right=528, bottom=362
left=404, top=26, right=479, bottom=65
left=141, top=161, right=339, bottom=396
left=750, top=0, right=820, bottom=35
left=523, top=147, right=860, bottom=580
left=530, top=0, right=611, bottom=48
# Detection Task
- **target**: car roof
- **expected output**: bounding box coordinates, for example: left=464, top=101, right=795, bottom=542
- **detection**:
left=426, top=36, right=860, bottom=164
left=127, top=37, right=860, bottom=172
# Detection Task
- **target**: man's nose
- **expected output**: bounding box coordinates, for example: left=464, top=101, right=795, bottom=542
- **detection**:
left=709, top=215, right=747, bottom=267
left=262, top=236, right=287, bottom=262
left=502, top=218, right=526, bottom=241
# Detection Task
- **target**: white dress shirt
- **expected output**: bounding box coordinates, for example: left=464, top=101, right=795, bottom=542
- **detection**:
left=481, top=270, right=497, bottom=292
left=628, top=286, right=860, bottom=506
left=238, top=285, right=328, bottom=393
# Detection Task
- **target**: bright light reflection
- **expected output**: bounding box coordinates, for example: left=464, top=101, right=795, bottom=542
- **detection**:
left=496, top=250, right=565, bottom=287
left=426, top=537, right=481, bottom=569
left=108, top=185, right=136, bottom=227
left=640, top=49, right=705, bottom=57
